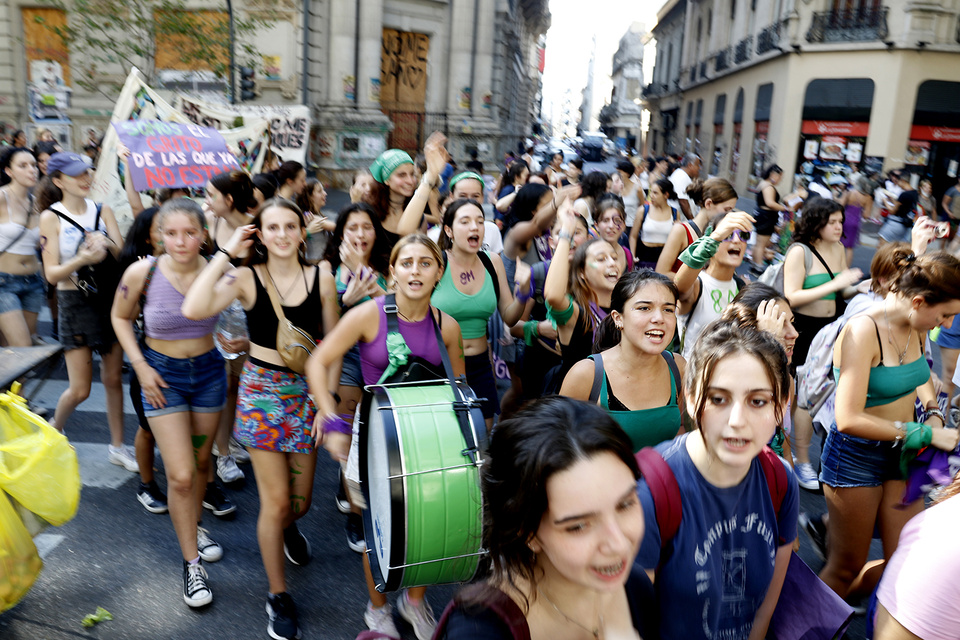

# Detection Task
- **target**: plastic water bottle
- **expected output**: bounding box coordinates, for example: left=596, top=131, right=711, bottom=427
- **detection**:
left=216, top=300, right=248, bottom=360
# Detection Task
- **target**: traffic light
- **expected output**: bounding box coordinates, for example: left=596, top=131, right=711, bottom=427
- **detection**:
left=239, top=66, right=257, bottom=102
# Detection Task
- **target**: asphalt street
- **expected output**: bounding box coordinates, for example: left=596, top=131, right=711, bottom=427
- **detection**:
left=2, top=161, right=901, bottom=639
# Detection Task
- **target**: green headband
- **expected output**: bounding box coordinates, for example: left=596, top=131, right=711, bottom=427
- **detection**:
left=448, top=171, right=484, bottom=192
left=370, top=149, right=414, bottom=184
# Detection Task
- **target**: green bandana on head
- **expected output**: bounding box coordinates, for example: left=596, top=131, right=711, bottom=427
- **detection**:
left=448, top=171, right=484, bottom=192
left=370, top=149, right=414, bottom=184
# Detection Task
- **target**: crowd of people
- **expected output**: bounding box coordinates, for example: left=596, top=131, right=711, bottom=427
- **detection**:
left=2, top=132, right=960, bottom=640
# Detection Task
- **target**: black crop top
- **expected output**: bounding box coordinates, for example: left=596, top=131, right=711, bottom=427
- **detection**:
left=246, top=266, right=325, bottom=349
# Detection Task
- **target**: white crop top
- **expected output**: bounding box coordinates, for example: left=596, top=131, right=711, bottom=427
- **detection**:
left=0, top=191, right=40, bottom=256
left=51, top=200, right=105, bottom=269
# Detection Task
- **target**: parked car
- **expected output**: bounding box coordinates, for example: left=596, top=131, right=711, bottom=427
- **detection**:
left=581, top=134, right=605, bottom=161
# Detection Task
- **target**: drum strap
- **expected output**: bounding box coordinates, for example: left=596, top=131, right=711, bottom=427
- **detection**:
left=383, top=294, right=482, bottom=462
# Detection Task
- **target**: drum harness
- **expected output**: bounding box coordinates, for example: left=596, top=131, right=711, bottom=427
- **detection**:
left=381, top=295, right=484, bottom=465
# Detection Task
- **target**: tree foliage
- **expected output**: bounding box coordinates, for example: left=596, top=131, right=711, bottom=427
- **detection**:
left=36, top=0, right=275, bottom=98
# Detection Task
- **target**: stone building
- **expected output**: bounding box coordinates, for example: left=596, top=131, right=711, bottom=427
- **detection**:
left=642, top=0, right=960, bottom=203
left=599, top=22, right=646, bottom=153
left=1, top=0, right=550, bottom=185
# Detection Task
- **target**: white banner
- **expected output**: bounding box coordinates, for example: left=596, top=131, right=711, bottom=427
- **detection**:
left=173, top=94, right=310, bottom=165
left=91, top=68, right=270, bottom=233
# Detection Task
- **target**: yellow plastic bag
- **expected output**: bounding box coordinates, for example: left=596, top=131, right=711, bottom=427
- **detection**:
left=0, top=388, right=80, bottom=526
left=0, top=489, right=43, bottom=612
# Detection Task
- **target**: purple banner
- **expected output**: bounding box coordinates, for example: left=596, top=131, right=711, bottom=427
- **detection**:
left=112, top=119, right=240, bottom=191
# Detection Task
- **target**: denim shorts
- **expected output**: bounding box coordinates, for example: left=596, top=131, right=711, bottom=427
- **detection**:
left=877, top=217, right=912, bottom=244
left=58, top=289, right=117, bottom=353
left=819, top=425, right=904, bottom=488
left=339, top=345, right=363, bottom=388
left=141, top=346, right=226, bottom=417
left=0, top=272, right=45, bottom=315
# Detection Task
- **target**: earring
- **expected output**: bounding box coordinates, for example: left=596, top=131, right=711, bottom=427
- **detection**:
left=615, top=322, right=623, bottom=330
left=255, top=243, right=267, bottom=258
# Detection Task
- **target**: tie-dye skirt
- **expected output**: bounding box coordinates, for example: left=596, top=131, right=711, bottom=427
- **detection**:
left=234, top=360, right=317, bottom=453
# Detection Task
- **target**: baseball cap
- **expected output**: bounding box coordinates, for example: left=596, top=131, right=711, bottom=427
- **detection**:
left=47, top=152, right=92, bottom=176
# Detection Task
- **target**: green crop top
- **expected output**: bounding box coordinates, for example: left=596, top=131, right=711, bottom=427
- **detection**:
left=834, top=319, right=930, bottom=408
left=803, top=273, right=836, bottom=301
left=431, top=259, right=497, bottom=339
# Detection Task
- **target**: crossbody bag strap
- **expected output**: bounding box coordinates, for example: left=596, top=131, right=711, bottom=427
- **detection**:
left=255, top=264, right=291, bottom=324
left=805, top=244, right=836, bottom=278
left=588, top=353, right=604, bottom=403
left=661, top=350, right=682, bottom=404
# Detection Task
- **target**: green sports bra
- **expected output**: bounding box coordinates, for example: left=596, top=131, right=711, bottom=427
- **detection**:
left=803, top=273, right=836, bottom=301
left=590, top=352, right=682, bottom=452
left=431, top=257, right=497, bottom=339
left=833, top=318, right=930, bottom=408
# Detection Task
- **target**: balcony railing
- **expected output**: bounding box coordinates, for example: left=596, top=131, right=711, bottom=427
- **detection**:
left=734, top=36, right=753, bottom=63
left=756, top=21, right=782, bottom=54
left=806, top=6, right=889, bottom=43
left=714, top=47, right=730, bottom=71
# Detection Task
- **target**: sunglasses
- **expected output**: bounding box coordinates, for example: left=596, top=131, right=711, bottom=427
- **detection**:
left=722, top=229, right=751, bottom=243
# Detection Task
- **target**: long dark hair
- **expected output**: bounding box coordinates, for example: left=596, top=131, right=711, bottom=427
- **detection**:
left=460, top=396, right=639, bottom=612
left=793, top=197, right=843, bottom=246
left=595, top=269, right=679, bottom=350
left=246, top=198, right=309, bottom=266
left=209, top=169, right=256, bottom=214
left=580, top=171, right=609, bottom=202
left=440, top=198, right=484, bottom=251
left=34, top=174, right=65, bottom=214
left=373, top=181, right=414, bottom=224
left=321, top=202, right=391, bottom=276
left=503, top=182, right=550, bottom=235
left=0, top=147, right=33, bottom=187
left=119, top=207, right=161, bottom=270
left=273, top=161, right=303, bottom=189
left=296, top=178, right=323, bottom=215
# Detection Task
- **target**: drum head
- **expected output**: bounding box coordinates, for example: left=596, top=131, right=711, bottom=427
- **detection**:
left=360, top=380, right=486, bottom=592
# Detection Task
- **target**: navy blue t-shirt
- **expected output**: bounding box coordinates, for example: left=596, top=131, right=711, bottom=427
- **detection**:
left=636, top=433, right=798, bottom=640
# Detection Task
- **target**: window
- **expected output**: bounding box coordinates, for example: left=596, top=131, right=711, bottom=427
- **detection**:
left=154, top=10, right=229, bottom=72
left=731, top=0, right=737, bottom=21
left=22, top=8, right=71, bottom=85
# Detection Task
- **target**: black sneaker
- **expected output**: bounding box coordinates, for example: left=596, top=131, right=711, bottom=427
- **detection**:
left=137, top=481, right=169, bottom=514
left=283, top=522, right=312, bottom=566
left=266, top=592, right=301, bottom=640
left=335, top=471, right=351, bottom=514
left=799, top=512, right=828, bottom=562
left=202, top=482, right=237, bottom=517
left=183, top=560, right=212, bottom=608
left=346, top=512, right=366, bottom=553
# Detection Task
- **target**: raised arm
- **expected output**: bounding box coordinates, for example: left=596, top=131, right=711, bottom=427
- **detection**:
left=503, top=184, right=580, bottom=260
left=489, top=252, right=523, bottom=326
left=397, top=131, right=447, bottom=237
left=181, top=224, right=256, bottom=319
left=117, top=143, right=145, bottom=216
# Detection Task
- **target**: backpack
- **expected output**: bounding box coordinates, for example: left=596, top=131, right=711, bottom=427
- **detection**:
left=795, top=315, right=845, bottom=414
left=51, top=203, right=122, bottom=316
left=758, top=243, right=813, bottom=294
left=530, top=260, right=550, bottom=305
left=635, top=445, right=789, bottom=570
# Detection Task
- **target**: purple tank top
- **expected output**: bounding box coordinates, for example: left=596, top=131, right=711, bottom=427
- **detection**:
left=359, top=298, right=443, bottom=385
left=143, top=259, right=219, bottom=340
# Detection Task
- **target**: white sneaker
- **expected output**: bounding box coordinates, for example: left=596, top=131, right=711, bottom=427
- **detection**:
left=397, top=591, right=437, bottom=640
left=197, top=526, right=223, bottom=562
left=364, top=602, right=399, bottom=638
left=795, top=462, right=820, bottom=491
left=212, top=439, right=250, bottom=463
left=107, top=444, right=139, bottom=472
left=217, top=455, right=245, bottom=483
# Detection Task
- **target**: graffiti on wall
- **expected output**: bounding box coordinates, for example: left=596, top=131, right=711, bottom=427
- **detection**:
left=380, top=29, right=429, bottom=109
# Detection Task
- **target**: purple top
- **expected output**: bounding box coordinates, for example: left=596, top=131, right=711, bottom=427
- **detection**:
left=359, top=297, right=443, bottom=385
left=143, top=259, right=219, bottom=340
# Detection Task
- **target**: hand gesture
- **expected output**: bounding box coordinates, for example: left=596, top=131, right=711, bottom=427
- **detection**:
left=911, top=216, right=936, bottom=256
left=78, top=233, right=108, bottom=265
left=225, top=224, right=257, bottom=258
left=756, top=299, right=788, bottom=342
left=710, top=211, right=755, bottom=242
left=135, top=362, right=169, bottom=409
left=350, top=178, right=371, bottom=204
left=836, top=268, right=864, bottom=288
left=555, top=183, right=582, bottom=207
left=930, top=426, right=960, bottom=452
left=305, top=213, right=328, bottom=236
left=117, top=143, right=131, bottom=163
left=341, top=267, right=382, bottom=307
left=423, top=131, right=449, bottom=184
left=339, top=240, right=364, bottom=274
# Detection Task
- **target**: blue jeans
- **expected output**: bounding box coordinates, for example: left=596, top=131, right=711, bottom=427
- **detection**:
left=141, top=346, right=226, bottom=417
left=0, top=272, right=44, bottom=314
left=819, top=425, right=903, bottom=488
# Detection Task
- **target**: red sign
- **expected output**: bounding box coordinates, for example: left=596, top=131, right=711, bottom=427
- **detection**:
left=801, top=120, right=870, bottom=137
left=755, top=121, right=769, bottom=134
left=909, top=125, right=960, bottom=143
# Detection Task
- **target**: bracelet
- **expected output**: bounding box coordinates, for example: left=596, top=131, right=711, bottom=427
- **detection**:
left=523, top=320, right=540, bottom=346
left=925, top=407, right=945, bottom=423
left=322, top=413, right=352, bottom=435
left=217, top=247, right=233, bottom=260
left=557, top=230, right=573, bottom=242
left=893, top=420, right=906, bottom=443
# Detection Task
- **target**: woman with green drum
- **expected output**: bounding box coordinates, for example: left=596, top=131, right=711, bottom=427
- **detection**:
left=433, top=396, right=659, bottom=639
left=306, top=234, right=465, bottom=640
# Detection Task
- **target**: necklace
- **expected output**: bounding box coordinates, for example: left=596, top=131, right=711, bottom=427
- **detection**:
left=266, top=266, right=303, bottom=302
left=883, top=301, right=911, bottom=365
left=537, top=586, right=602, bottom=640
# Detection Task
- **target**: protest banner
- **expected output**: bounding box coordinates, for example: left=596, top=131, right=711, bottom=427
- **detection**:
left=91, top=68, right=270, bottom=233
left=174, top=94, right=310, bottom=164
left=112, top=120, right=240, bottom=191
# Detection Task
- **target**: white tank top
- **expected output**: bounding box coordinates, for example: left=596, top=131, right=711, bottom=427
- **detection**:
left=0, top=191, right=40, bottom=256
left=640, top=214, right=675, bottom=245
left=678, top=271, right=740, bottom=359
left=51, top=199, right=105, bottom=270
left=622, top=178, right=641, bottom=227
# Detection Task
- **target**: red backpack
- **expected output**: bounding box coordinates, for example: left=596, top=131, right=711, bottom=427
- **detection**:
left=635, top=445, right=790, bottom=569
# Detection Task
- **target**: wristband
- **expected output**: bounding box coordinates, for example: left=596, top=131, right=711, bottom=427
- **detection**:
left=679, top=235, right=720, bottom=269
left=557, top=230, right=573, bottom=243
left=217, top=247, right=233, bottom=260
left=515, top=281, right=532, bottom=304
left=902, top=421, right=933, bottom=450
left=322, top=413, right=353, bottom=435
left=925, top=407, right=945, bottom=424
left=523, top=320, right=540, bottom=346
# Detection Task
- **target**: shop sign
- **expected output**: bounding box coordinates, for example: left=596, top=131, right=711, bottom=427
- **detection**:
left=819, top=136, right=847, bottom=161
left=909, top=126, right=960, bottom=143
left=801, top=120, right=870, bottom=137
left=905, top=140, right=930, bottom=166
left=755, top=120, right=769, bottom=134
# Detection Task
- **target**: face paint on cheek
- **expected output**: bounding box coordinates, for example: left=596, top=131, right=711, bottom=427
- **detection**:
left=588, top=261, right=601, bottom=269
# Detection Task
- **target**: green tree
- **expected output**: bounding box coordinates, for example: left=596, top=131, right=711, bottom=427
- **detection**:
left=35, top=0, right=275, bottom=98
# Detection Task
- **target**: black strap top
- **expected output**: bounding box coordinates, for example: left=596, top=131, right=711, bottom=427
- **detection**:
left=246, top=266, right=324, bottom=348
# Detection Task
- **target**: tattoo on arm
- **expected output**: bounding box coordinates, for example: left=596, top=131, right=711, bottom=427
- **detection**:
left=40, top=236, right=47, bottom=251
left=120, top=283, right=130, bottom=299
left=225, top=273, right=237, bottom=285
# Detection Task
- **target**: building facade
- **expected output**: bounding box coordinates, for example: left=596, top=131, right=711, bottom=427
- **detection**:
left=643, top=0, right=960, bottom=203
left=599, top=22, right=646, bottom=153
left=1, top=0, right=549, bottom=185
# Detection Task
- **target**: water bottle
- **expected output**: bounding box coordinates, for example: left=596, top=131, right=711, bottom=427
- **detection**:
left=216, top=300, right=248, bottom=360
